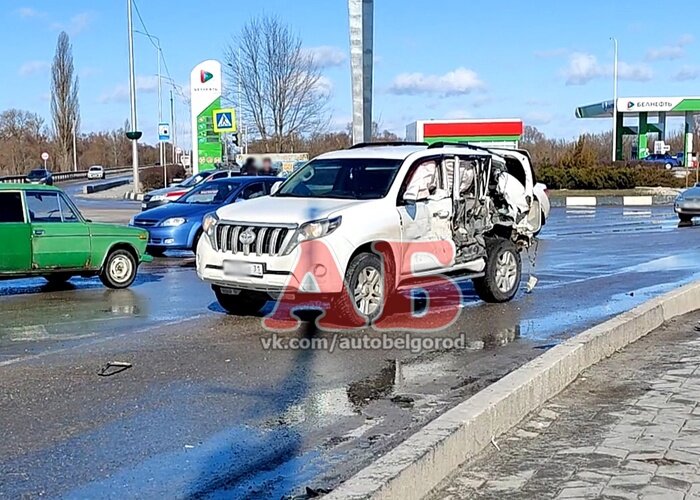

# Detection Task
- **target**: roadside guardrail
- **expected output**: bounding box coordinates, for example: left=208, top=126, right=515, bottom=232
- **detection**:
left=0, top=165, right=152, bottom=184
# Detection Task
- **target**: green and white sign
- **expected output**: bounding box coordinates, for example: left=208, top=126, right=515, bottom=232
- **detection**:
left=190, top=60, right=223, bottom=173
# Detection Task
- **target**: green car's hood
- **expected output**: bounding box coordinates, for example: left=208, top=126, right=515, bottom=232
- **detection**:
left=88, top=222, right=146, bottom=239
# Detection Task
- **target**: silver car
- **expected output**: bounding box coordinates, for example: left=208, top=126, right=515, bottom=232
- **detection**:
left=674, top=184, right=700, bottom=222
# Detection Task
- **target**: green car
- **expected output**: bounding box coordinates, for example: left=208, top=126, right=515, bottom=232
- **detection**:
left=0, top=184, right=152, bottom=288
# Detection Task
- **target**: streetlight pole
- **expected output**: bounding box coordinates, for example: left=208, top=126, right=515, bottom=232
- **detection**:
left=127, top=0, right=140, bottom=192
left=611, top=37, right=619, bottom=163
left=134, top=30, right=164, bottom=169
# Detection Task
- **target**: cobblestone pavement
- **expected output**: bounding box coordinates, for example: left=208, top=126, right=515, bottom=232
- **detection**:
left=430, top=311, right=700, bottom=500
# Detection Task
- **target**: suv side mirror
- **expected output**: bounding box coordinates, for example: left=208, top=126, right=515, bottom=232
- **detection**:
left=271, top=181, right=282, bottom=194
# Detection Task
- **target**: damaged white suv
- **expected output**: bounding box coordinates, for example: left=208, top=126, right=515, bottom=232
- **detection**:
left=196, top=142, right=548, bottom=319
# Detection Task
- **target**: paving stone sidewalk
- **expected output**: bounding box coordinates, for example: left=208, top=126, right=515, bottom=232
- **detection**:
left=430, top=311, right=700, bottom=500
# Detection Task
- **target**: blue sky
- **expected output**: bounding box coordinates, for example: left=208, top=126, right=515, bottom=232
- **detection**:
left=2, top=0, right=699, bottom=146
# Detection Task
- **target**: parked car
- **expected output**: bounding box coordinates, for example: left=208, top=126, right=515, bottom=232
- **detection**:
left=87, top=165, right=105, bottom=179
left=141, top=169, right=240, bottom=211
left=26, top=168, right=53, bottom=185
left=131, top=176, right=281, bottom=256
left=197, top=142, right=546, bottom=318
left=642, top=153, right=681, bottom=169
left=674, top=183, right=700, bottom=222
left=0, top=184, right=152, bottom=288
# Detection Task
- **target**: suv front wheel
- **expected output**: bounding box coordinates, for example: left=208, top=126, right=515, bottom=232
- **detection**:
left=338, top=252, right=385, bottom=323
left=473, top=238, right=521, bottom=303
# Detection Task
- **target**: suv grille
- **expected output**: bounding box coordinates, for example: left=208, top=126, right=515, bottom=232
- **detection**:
left=214, top=224, right=293, bottom=256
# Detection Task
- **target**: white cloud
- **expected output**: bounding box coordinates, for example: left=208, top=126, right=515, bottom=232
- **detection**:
left=314, top=75, right=333, bottom=97
left=617, top=61, right=653, bottom=81
left=303, top=46, right=346, bottom=68
left=17, top=7, right=46, bottom=18
left=444, top=109, right=473, bottom=120
left=645, top=45, right=683, bottom=61
left=388, top=67, right=484, bottom=96
left=562, top=52, right=652, bottom=85
left=99, top=75, right=159, bottom=103
left=645, top=34, right=694, bottom=61
left=672, top=65, right=700, bottom=82
left=51, top=12, right=93, bottom=36
left=18, top=60, right=50, bottom=76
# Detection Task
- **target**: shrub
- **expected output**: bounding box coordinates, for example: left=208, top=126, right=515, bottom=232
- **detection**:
left=140, top=164, right=186, bottom=191
left=538, top=165, right=687, bottom=190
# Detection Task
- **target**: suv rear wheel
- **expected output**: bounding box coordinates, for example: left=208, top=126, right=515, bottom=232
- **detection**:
left=213, top=285, right=268, bottom=315
left=473, top=238, right=521, bottom=303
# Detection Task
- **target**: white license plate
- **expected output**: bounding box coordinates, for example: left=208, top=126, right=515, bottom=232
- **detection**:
left=141, top=203, right=148, bottom=209
left=223, top=261, right=264, bottom=277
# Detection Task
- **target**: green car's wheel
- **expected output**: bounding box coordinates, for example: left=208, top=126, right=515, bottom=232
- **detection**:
left=100, top=249, right=137, bottom=289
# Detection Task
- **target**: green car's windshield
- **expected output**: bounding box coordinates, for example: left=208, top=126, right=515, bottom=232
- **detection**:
left=176, top=182, right=240, bottom=204
left=275, top=158, right=402, bottom=200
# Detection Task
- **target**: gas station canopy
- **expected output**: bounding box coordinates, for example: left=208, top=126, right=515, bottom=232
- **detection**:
left=576, top=97, right=700, bottom=119
left=575, top=96, right=700, bottom=162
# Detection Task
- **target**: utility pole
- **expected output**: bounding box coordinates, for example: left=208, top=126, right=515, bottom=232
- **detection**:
left=610, top=37, right=619, bottom=163
left=170, top=88, right=176, bottom=164
left=126, top=0, right=140, bottom=192
left=72, top=122, right=78, bottom=171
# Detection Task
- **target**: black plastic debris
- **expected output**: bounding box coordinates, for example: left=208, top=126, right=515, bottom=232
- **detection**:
left=533, top=343, right=557, bottom=350
left=97, top=361, right=132, bottom=377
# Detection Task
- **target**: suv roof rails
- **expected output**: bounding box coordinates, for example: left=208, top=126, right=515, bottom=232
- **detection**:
left=427, top=141, right=492, bottom=153
left=349, top=141, right=428, bottom=149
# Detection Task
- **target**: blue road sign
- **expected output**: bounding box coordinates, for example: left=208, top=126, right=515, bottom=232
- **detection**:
left=212, top=109, right=237, bottom=133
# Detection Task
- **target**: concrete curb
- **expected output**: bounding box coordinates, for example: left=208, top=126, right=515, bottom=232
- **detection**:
left=82, top=178, right=131, bottom=194
left=325, top=280, right=700, bottom=500
left=123, top=192, right=145, bottom=201
left=550, top=194, right=677, bottom=208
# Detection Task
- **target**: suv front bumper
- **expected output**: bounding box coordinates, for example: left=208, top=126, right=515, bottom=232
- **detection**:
left=196, top=232, right=350, bottom=295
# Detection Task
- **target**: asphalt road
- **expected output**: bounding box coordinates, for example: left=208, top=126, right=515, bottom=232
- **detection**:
left=1, top=205, right=699, bottom=498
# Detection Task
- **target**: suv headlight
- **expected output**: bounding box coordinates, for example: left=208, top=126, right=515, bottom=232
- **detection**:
left=161, top=217, right=186, bottom=227
left=283, top=216, right=342, bottom=255
left=150, top=194, right=167, bottom=202
left=202, top=212, right=219, bottom=236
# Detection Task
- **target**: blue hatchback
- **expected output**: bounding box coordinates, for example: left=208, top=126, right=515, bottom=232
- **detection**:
left=130, top=177, right=282, bottom=256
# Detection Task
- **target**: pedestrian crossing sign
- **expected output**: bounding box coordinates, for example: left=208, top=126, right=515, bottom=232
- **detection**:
left=212, top=108, right=237, bottom=133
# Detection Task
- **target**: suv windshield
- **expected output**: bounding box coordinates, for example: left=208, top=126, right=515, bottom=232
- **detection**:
left=275, top=158, right=402, bottom=199
left=179, top=171, right=211, bottom=188
left=177, top=181, right=239, bottom=204
left=28, top=169, right=47, bottom=178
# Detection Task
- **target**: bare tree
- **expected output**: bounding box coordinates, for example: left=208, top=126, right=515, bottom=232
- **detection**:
left=0, top=109, right=49, bottom=174
left=51, top=31, right=80, bottom=171
left=224, top=15, right=330, bottom=152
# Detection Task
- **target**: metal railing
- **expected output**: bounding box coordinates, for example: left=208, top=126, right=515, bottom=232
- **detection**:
left=0, top=165, right=152, bottom=184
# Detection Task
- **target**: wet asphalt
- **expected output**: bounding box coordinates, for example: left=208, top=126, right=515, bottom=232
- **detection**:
left=1, top=199, right=700, bottom=498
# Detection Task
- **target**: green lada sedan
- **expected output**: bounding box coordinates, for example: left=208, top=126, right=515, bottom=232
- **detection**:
left=0, top=184, right=152, bottom=288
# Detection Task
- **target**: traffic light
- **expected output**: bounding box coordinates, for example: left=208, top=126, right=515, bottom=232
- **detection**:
left=231, top=133, right=239, bottom=146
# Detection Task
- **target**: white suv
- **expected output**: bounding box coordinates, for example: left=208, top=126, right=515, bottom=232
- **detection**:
left=196, top=142, right=548, bottom=319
